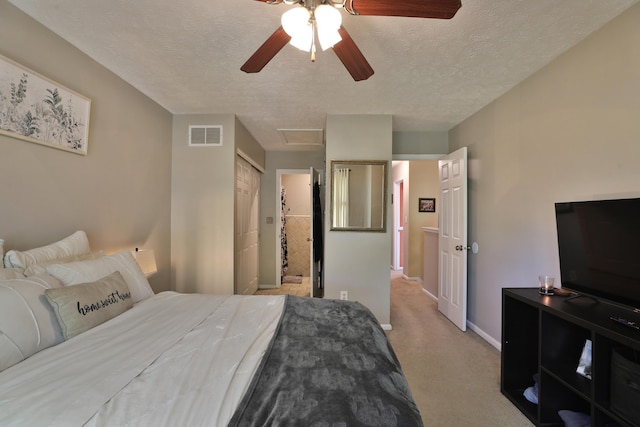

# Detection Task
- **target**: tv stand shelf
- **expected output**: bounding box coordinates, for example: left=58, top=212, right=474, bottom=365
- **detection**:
left=501, top=288, right=640, bottom=427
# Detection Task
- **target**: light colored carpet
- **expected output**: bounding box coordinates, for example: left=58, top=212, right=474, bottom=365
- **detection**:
left=282, top=275, right=303, bottom=284
left=387, top=275, right=533, bottom=427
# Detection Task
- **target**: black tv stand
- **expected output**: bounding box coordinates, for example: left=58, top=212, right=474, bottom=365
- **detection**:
left=502, top=288, right=640, bottom=427
left=564, top=293, right=600, bottom=304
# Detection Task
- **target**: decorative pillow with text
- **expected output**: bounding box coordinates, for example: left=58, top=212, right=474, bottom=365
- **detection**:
left=45, top=271, right=133, bottom=340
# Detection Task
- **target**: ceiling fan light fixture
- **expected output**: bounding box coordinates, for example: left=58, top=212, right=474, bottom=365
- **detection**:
left=282, top=7, right=313, bottom=51
left=290, top=27, right=314, bottom=51
left=317, top=28, right=342, bottom=50
left=315, top=4, right=342, bottom=50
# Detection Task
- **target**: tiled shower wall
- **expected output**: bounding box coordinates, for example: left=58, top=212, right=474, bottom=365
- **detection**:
left=285, top=215, right=310, bottom=276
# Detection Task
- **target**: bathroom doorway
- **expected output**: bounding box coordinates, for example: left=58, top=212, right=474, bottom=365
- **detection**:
left=276, top=169, right=313, bottom=294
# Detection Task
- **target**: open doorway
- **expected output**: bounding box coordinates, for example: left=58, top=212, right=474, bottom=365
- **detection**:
left=391, top=158, right=441, bottom=296
left=276, top=170, right=312, bottom=294
left=393, top=179, right=404, bottom=271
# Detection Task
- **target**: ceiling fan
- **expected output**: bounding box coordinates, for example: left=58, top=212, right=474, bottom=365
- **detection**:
left=241, top=0, right=462, bottom=81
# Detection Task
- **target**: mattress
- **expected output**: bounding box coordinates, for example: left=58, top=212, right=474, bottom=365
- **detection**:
left=0, top=292, right=284, bottom=426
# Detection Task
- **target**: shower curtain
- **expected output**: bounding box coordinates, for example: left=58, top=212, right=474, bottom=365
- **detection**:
left=280, top=186, right=288, bottom=280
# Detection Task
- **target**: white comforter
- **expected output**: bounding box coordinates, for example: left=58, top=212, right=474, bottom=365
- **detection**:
left=0, top=292, right=285, bottom=426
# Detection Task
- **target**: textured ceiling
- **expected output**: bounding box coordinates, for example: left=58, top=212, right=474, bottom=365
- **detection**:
left=8, top=0, right=639, bottom=151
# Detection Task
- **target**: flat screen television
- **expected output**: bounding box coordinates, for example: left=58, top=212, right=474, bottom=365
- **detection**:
left=555, top=197, right=640, bottom=310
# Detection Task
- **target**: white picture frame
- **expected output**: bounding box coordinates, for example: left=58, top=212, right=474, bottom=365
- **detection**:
left=0, top=53, right=91, bottom=155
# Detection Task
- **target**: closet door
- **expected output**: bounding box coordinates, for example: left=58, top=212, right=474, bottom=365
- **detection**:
left=235, top=155, right=260, bottom=295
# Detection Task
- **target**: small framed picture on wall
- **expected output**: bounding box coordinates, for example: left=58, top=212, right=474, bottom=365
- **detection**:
left=419, top=198, right=436, bottom=213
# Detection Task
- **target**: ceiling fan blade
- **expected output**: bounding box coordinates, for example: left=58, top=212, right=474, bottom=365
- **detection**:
left=350, top=0, right=461, bottom=19
left=241, top=26, right=291, bottom=73
left=332, top=27, right=374, bottom=82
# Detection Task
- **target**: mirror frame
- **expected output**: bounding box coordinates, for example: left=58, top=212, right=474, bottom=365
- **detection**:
left=330, top=160, right=388, bottom=232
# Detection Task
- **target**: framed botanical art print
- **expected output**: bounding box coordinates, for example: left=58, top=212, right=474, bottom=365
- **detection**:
left=0, top=53, right=91, bottom=155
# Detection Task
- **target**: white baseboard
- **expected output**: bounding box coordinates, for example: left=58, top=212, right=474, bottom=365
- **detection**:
left=421, top=287, right=438, bottom=302
left=395, top=272, right=423, bottom=284
left=419, top=288, right=501, bottom=351
left=258, top=284, right=278, bottom=289
left=467, top=320, right=501, bottom=351
left=381, top=324, right=393, bottom=331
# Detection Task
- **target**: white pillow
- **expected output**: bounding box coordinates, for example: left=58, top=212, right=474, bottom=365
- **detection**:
left=0, top=268, right=26, bottom=280
left=47, top=250, right=154, bottom=303
left=4, top=231, right=91, bottom=269
left=0, top=274, right=65, bottom=372
left=45, top=271, right=133, bottom=340
left=23, top=251, right=103, bottom=277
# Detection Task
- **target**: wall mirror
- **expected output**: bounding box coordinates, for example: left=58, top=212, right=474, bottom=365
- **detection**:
left=330, top=160, right=388, bottom=232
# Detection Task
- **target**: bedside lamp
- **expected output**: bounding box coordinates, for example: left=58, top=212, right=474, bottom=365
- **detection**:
left=132, top=248, right=157, bottom=278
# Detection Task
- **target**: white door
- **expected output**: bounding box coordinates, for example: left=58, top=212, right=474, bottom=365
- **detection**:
left=309, top=168, right=323, bottom=298
left=438, top=147, right=468, bottom=331
left=393, top=179, right=404, bottom=271
left=235, top=156, right=260, bottom=295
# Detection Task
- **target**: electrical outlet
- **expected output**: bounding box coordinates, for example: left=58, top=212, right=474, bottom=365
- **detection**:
left=340, top=291, right=348, bottom=300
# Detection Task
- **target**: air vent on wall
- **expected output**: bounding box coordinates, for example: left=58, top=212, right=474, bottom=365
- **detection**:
left=189, top=125, right=223, bottom=146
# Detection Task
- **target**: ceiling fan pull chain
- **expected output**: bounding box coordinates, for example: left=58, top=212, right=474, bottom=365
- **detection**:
left=311, top=19, right=317, bottom=61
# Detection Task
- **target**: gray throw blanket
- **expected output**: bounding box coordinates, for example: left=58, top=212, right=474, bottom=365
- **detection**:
left=229, top=295, right=423, bottom=426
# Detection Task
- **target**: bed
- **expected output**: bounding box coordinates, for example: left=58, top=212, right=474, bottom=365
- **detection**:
left=0, top=232, right=423, bottom=426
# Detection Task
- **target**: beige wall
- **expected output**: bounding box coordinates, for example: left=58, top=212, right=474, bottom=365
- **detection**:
left=235, top=117, right=265, bottom=169
left=393, top=131, right=449, bottom=155
left=325, top=115, right=392, bottom=326
left=171, top=114, right=264, bottom=294
left=449, top=3, right=640, bottom=343
left=0, top=2, right=173, bottom=292
left=407, top=161, right=439, bottom=279
left=282, top=174, right=311, bottom=216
